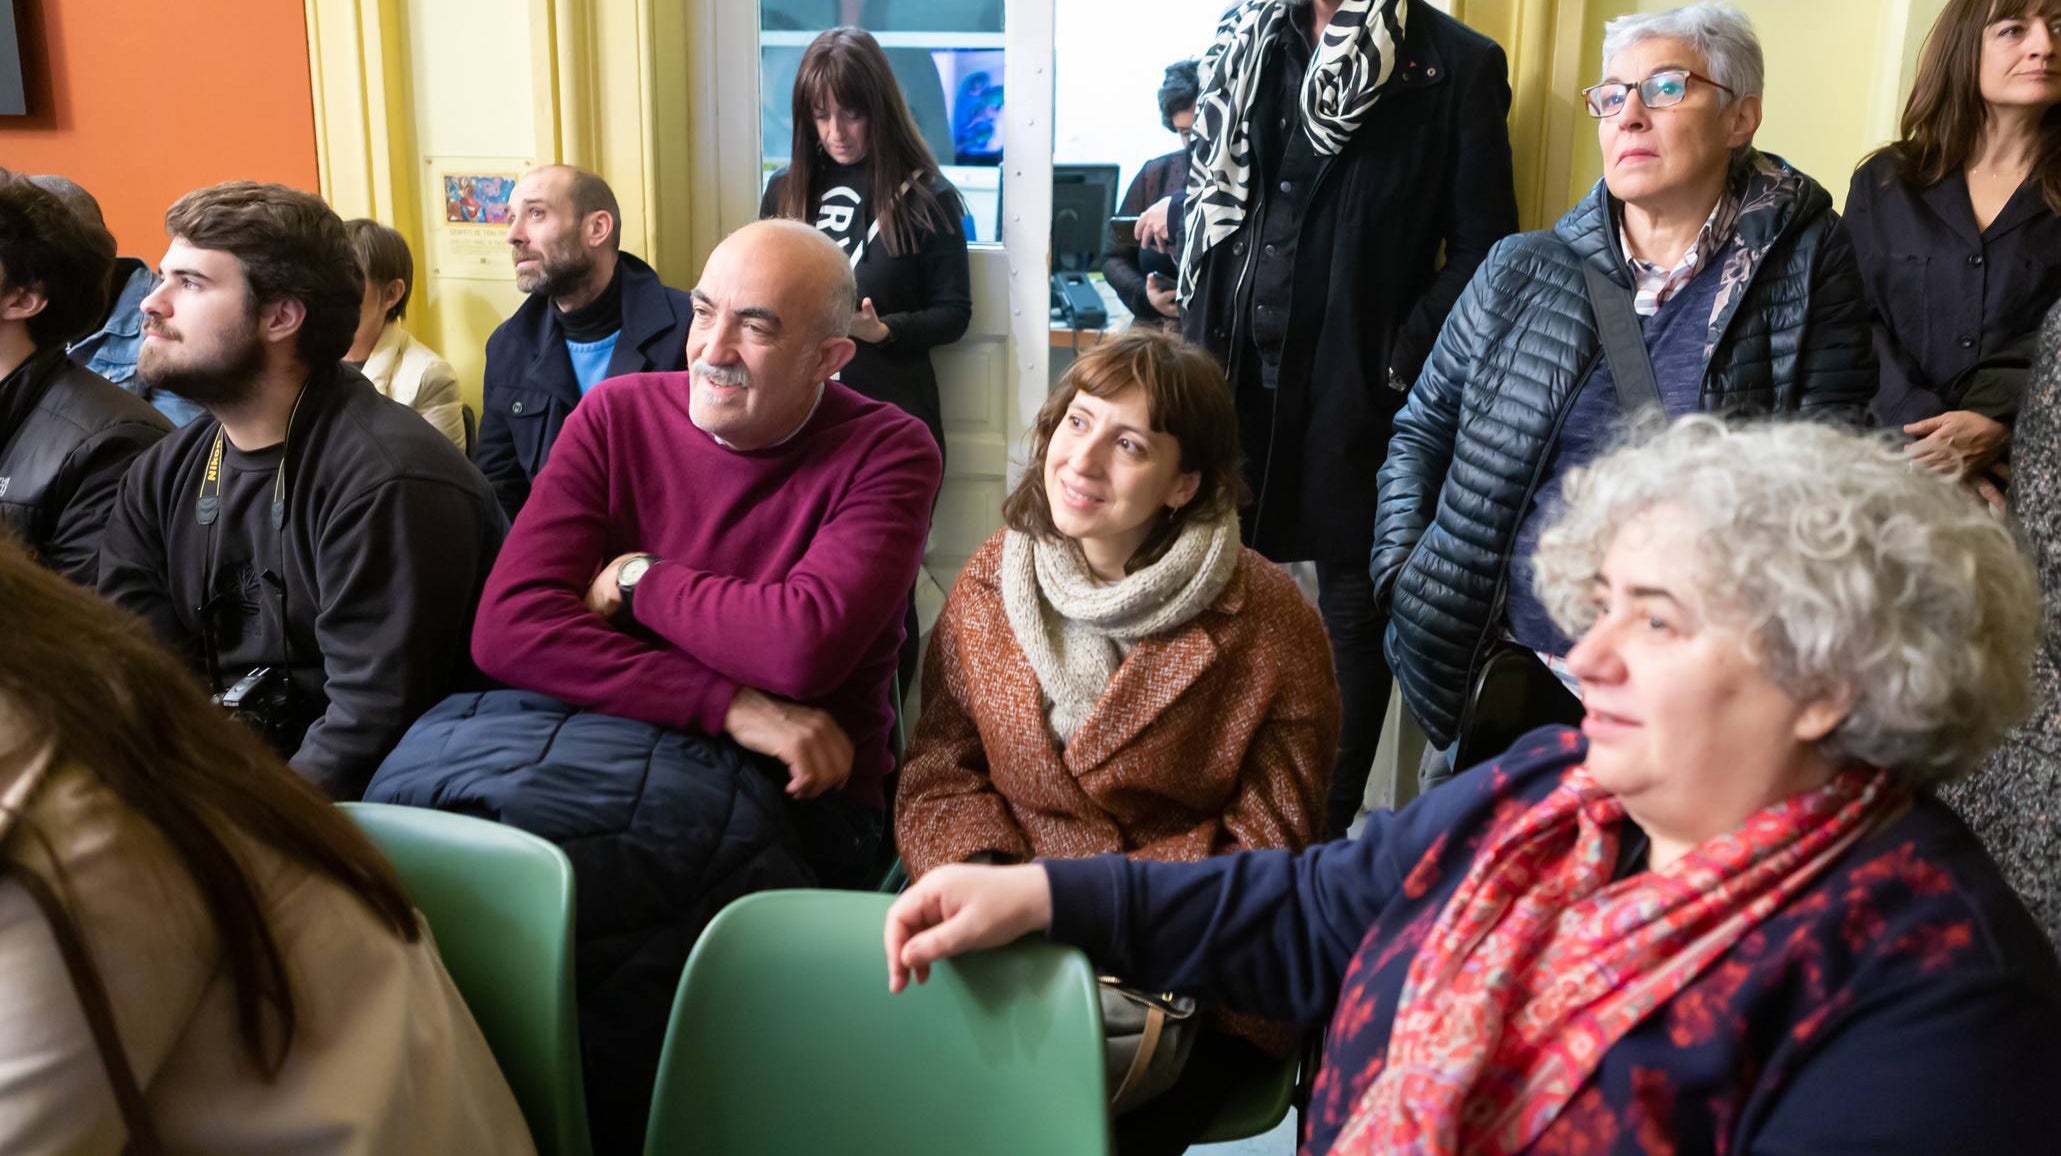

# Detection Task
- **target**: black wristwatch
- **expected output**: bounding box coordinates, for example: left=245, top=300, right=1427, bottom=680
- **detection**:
left=616, top=554, right=657, bottom=620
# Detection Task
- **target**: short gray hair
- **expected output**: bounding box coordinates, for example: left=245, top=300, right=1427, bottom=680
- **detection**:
left=1601, top=3, right=1764, bottom=103
left=1533, top=416, right=2040, bottom=788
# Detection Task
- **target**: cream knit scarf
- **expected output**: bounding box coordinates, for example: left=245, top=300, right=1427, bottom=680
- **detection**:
left=1000, top=514, right=1241, bottom=745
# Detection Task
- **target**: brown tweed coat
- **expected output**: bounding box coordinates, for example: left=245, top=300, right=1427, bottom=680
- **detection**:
left=896, top=528, right=1341, bottom=879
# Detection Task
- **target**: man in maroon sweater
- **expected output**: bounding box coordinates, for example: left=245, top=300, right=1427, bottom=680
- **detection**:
left=470, top=219, right=942, bottom=883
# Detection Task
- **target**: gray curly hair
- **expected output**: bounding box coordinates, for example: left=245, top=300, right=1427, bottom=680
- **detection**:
left=1533, top=416, right=2040, bottom=787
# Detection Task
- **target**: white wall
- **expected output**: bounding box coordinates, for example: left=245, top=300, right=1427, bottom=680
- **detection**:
left=1052, top=0, right=1458, bottom=202
left=1052, top=1, right=1225, bottom=199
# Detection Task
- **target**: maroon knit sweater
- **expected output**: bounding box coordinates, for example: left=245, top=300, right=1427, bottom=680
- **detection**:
left=471, top=372, right=941, bottom=808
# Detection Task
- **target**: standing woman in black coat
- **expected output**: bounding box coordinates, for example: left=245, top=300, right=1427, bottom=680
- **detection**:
left=762, top=26, right=973, bottom=462
left=1845, top=0, right=2061, bottom=484
left=763, top=27, right=973, bottom=701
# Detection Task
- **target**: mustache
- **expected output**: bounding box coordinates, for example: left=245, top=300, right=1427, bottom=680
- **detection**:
left=142, top=320, right=178, bottom=340
left=692, top=359, right=750, bottom=388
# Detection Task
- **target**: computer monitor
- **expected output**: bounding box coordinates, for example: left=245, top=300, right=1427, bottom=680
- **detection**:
left=1052, top=164, right=1120, bottom=273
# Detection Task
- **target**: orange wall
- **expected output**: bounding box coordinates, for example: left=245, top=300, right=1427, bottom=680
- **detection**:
left=0, top=0, right=319, bottom=260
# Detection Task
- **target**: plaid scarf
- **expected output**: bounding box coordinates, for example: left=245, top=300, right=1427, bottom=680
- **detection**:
left=1177, top=0, right=1410, bottom=303
left=1333, top=762, right=1898, bottom=1155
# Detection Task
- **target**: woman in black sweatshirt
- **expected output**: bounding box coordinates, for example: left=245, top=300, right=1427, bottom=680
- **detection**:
left=761, top=25, right=973, bottom=460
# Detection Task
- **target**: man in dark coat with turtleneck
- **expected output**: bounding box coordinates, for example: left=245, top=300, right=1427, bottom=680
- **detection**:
left=476, top=165, right=694, bottom=517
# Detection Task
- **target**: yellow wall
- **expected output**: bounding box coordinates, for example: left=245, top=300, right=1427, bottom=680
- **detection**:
left=305, top=0, right=700, bottom=413
left=1570, top=0, right=1927, bottom=213
left=1458, top=0, right=1953, bottom=228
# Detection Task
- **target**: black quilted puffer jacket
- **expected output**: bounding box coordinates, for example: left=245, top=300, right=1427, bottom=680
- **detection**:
left=1372, top=152, right=1877, bottom=749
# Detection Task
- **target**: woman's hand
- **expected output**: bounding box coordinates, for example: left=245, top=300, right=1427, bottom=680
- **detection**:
left=851, top=297, right=892, bottom=344
left=883, top=863, right=1053, bottom=993
left=1903, top=410, right=2010, bottom=479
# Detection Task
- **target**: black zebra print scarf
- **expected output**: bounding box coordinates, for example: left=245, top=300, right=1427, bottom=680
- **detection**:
left=1177, top=0, right=1409, bottom=304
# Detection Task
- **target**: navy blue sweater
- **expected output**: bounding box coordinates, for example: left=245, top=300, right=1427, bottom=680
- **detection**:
left=1045, top=728, right=2061, bottom=1154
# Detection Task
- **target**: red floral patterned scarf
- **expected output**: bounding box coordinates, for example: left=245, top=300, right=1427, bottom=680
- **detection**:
left=1334, top=763, right=1898, bottom=1155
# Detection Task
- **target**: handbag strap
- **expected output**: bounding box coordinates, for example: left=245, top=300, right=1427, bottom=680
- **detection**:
left=0, top=861, right=166, bottom=1155
left=1111, top=1000, right=1168, bottom=1109
left=1580, top=262, right=1664, bottom=413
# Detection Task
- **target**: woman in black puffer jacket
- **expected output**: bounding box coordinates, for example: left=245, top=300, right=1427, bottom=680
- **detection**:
left=1372, top=4, right=1876, bottom=760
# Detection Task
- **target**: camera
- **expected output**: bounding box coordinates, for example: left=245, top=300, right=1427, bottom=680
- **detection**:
left=211, top=666, right=313, bottom=754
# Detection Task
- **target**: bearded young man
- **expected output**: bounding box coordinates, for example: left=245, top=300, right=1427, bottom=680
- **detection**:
left=96, top=181, right=506, bottom=800
left=474, top=164, right=694, bottom=517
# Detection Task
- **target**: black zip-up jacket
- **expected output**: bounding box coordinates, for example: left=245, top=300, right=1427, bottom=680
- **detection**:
left=98, top=364, right=507, bottom=798
left=0, top=347, right=170, bottom=584
left=1372, top=153, right=1876, bottom=748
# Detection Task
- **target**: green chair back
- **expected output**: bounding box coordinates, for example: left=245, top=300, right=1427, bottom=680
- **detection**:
left=644, top=889, right=1111, bottom=1156
left=340, top=802, right=591, bottom=1156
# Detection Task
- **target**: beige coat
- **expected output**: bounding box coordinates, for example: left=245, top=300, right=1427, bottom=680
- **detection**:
left=0, top=723, right=534, bottom=1155
left=360, top=324, right=466, bottom=450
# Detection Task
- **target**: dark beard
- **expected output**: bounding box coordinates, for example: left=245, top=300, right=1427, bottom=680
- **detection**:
left=136, top=323, right=268, bottom=409
left=516, top=244, right=596, bottom=299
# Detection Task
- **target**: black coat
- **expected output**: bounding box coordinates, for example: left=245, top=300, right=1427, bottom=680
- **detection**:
left=1176, top=2, right=1518, bottom=562
left=475, top=252, right=693, bottom=517
left=761, top=169, right=972, bottom=454
left=1845, top=150, right=2061, bottom=427
left=0, top=347, right=169, bottom=584
left=1372, top=157, right=1877, bottom=747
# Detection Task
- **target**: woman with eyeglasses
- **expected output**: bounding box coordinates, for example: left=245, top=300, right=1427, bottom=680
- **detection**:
left=1843, top=0, right=2061, bottom=497
left=1372, top=2, right=1874, bottom=772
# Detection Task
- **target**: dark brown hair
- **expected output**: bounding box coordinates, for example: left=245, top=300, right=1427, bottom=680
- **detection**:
left=343, top=218, right=415, bottom=322
left=1003, top=328, right=1248, bottom=572
left=164, top=181, right=364, bottom=367
left=774, top=27, right=957, bottom=259
left=1882, top=0, right=2061, bottom=212
left=0, top=540, right=419, bottom=1076
left=0, top=177, right=116, bottom=348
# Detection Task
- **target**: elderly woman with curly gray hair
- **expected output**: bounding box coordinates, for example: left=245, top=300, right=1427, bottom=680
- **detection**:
left=885, top=416, right=2061, bottom=1155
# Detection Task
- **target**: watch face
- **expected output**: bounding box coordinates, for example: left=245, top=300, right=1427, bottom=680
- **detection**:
left=620, top=557, right=652, bottom=587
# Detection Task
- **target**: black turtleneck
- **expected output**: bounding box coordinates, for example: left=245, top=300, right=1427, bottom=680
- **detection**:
left=558, top=261, right=625, bottom=343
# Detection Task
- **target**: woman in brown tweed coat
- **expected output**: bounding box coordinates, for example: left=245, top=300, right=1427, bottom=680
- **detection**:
left=894, top=328, right=1340, bottom=1156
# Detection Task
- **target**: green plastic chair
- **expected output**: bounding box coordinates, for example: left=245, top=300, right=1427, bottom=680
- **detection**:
left=340, top=803, right=592, bottom=1156
left=644, top=889, right=1111, bottom=1156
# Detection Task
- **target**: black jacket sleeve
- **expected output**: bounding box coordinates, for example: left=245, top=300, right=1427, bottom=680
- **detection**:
left=1371, top=240, right=1510, bottom=610
left=473, top=332, right=530, bottom=519
left=96, top=454, right=197, bottom=659
left=1104, top=166, right=1162, bottom=322
left=1387, top=42, right=1520, bottom=387
left=46, top=420, right=166, bottom=586
left=1795, top=214, right=1880, bottom=425
left=875, top=189, right=973, bottom=353
left=292, top=480, right=503, bottom=799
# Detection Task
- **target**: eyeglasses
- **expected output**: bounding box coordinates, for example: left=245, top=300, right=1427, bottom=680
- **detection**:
left=1582, top=69, right=1735, bottom=118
